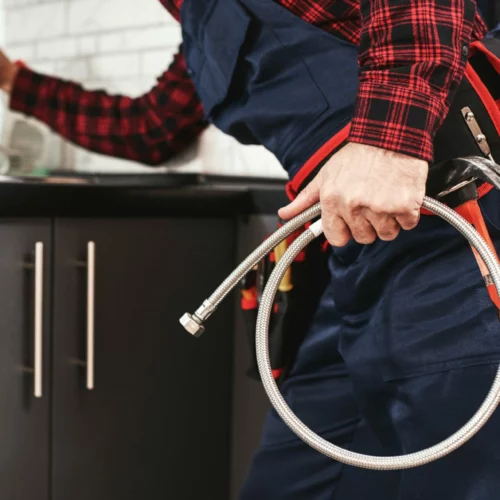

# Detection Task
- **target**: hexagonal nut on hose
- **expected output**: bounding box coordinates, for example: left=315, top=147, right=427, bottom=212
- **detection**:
left=180, top=313, right=205, bottom=337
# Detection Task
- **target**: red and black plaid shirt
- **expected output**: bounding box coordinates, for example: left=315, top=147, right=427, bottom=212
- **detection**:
left=11, top=0, right=487, bottom=166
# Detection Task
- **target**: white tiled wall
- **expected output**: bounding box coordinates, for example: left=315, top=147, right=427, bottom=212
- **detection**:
left=2, top=0, right=286, bottom=178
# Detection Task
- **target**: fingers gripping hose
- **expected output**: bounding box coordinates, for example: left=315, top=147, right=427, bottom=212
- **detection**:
left=181, top=196, right=500, bottom=470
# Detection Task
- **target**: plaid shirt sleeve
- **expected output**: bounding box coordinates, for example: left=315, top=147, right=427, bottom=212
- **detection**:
left=348, top=0, right=488, bottom=162
left=10, top=47, right=207, bottom=166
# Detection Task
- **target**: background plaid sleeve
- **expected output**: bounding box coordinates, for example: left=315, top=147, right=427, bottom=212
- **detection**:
left=10, top=47, right=207, bottom=166
left=274, top=0, right=361, bottom=44
left=348, top=0, right=487, bottom=162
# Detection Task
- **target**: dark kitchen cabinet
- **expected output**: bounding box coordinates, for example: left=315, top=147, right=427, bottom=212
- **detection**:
left=51, top=218, right=235, bottom=500
left=0, top=220, right=51, bottom=500
left=0, top=178, right=284, bottom=500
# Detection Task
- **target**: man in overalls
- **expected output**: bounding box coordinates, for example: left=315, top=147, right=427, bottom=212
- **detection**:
left=1, top=1, right=500, bottom=498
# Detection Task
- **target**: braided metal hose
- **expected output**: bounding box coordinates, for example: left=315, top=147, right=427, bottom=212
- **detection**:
left=180, top=203, right=322, bottom=335
left=180, top=193, right=500, bottom=469
left=255, top=196, right=500, bottom=470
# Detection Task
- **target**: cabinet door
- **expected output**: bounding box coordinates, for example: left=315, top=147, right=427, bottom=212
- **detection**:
left=0, top=220, right=51, bottom=500
left=52, top=218, right=235, bottom=500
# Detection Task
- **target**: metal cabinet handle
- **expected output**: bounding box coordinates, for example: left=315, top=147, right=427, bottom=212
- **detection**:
left=34, top=242, right=43, bottom=398
left=86, top=242, right=95, bottom=390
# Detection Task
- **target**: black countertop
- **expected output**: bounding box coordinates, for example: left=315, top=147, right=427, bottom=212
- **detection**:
left=0, top=173, right=288, bottom=218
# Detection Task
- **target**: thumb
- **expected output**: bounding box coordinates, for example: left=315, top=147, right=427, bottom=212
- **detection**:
left=278, top=175, right=321, bottom=220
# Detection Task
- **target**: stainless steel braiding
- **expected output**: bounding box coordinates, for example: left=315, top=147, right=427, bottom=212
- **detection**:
left=180, top=195, right=500, bottom=469
left=211, top=204, right=322, bottom=305
left=255, top=196, right=500, bottom=470
left=180, top=204, right=323, bottom=335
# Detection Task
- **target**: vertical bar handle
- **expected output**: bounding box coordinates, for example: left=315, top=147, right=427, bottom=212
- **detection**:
left=86, top=242, right=95, bottom=390
left=34, top=242, right=43, bottom=398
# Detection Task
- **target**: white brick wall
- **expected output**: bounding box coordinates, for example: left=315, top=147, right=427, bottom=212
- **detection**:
left=6, top=3, right=66, bottom=44
left=2, top=0, right=285, bottom=178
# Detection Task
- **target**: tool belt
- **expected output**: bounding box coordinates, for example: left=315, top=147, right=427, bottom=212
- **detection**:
left=240, top=37, right=500, bottom=385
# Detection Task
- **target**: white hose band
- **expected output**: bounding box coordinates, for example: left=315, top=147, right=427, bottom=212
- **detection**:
left=309, top=219, right=324, bottom=238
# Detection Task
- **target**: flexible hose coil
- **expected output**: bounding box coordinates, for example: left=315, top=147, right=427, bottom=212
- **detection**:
left=255, top=196, right=500, bottom=470
left=181, top=192, right=500, bottom=469
left=208, top=204, right=322, bottom=306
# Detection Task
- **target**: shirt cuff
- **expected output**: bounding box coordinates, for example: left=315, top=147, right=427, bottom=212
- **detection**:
left=348, top=80, right=442, bottom=162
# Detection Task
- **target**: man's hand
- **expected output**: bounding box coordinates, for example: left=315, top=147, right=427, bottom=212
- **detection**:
left=279, top=143, right=428, bottom=246
left=0, top=50, right=19, bottom=93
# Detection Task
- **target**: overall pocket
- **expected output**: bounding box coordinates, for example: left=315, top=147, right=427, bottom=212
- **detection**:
left=331, top=215, right=500, bottom=385
left=378, top=232, right=500, bottom=383
left=181, top=0, right=252, bottom=116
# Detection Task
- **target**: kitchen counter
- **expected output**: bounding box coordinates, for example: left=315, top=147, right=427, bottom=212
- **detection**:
left=0, top=172, right=288, bottom=217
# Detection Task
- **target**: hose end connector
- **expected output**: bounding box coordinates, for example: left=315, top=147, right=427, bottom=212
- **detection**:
left=180, top=300, right=216, bottom=337
left=180, top=313, right=205, bottom=337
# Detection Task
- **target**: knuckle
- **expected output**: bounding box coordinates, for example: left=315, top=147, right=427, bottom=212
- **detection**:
left=351, top=228, right=376, bottom=245
left=410, top=210, right=421, bottom=222
left=370, top=202, right=386, bottom=216
left=323, top=220, right=351, bottom=248
left=402, top=192, right=416, bottom=208
left=384, top=192, right=418, bottom=216
left=300, top=188, right=314, bottom=203
left=304, top=193, right=316, bottom=206
left=321, top=195, right=341, bottom=215
left=378, top=228, right=400, bottom=241
left=346, top=196, right=362, bottom=211
left=407, top=208, right=420, bottom=220
left=402, top=192, right=421, bottom=212
left=355, top=234, right=377, bottom=245
left=399, top=212, right=420, bottom=230
left=321, top=188, right=337, bottom=205
left=299, top=187, right=310, bottom=198
left=330, top=233, right=350, bottom=247
left=405, top=217, right=420, bottom=229
left=387, top=202, right=407, bottom=215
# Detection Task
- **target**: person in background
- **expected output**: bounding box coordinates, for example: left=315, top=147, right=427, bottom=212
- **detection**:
left=0, top=1, right=500, bottom=499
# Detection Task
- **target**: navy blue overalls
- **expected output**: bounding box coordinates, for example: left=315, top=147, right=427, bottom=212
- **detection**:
left=478, top=0, right=500, bottom=36
left=181, top=1, right=500, bottom=498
